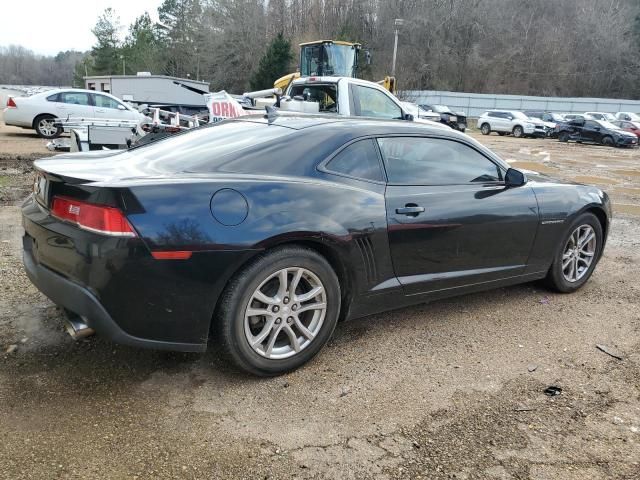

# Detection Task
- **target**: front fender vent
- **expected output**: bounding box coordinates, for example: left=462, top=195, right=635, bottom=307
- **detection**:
left=355, top=236, right=377, bottom=286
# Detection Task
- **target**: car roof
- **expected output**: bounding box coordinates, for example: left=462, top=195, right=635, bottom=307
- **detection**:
left=231, top=114, right=506, bottom=167
left=236, top=113, right=462, bottom=136
left=39, top=88, right=114, bottom=96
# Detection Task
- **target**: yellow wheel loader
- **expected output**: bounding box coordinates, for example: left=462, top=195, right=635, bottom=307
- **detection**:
left=274, top=40, right=396, bottom=94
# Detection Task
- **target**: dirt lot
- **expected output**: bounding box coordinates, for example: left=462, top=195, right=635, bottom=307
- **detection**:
left=1, top=120, right=639, bottom=480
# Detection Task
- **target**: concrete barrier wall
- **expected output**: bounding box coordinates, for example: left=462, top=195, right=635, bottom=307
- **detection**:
left=403, top=90, right=640, bottom=118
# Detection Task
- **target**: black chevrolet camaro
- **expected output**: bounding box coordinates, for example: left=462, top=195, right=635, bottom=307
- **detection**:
left=22, top=115, right=611, bottom=376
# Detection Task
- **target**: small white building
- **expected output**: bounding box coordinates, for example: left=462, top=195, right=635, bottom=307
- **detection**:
left=84, top=73, right=210, bottom=113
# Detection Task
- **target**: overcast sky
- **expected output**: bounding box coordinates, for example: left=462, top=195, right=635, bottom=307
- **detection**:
left=1, top=0, right=164, bottom=56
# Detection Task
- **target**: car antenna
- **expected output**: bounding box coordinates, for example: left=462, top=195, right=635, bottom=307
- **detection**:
left=264, top=105, right=278, bottom=123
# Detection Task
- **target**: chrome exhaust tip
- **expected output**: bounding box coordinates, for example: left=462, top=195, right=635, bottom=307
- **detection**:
left=63, top=314, right=95, bottom=340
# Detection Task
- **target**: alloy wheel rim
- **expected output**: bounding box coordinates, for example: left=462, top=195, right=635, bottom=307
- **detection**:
left=244, top=267, right=327, bottom=359
left=562, top=224, right=596, bottom=283
left=39, top=119, right=57, bottom=136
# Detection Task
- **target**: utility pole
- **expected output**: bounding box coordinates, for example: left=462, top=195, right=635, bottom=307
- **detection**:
left=392, top=18, right=404, bottom=77
left=120, top=55, right=125, bottom=75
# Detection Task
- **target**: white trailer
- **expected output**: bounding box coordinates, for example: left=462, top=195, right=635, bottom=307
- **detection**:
left=84, top=73, right=210, bottom=114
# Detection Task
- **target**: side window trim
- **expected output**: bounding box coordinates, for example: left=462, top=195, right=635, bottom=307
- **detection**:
left=317, top=137, right=387, bottom=184
left=375, top=134, right=506, bottom=187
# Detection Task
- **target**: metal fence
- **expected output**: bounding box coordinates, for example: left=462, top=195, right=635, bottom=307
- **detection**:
left=402, top=90, right=640, bottom=118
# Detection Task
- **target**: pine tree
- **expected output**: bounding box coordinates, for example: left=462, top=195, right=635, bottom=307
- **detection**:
left=249, top=32, right=293, bottom=91
left=91, top=8, right=122, bottom=75
left=123, top=13, right=166, bottom=74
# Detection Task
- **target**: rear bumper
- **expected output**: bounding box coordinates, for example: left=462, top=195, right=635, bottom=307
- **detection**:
left=23, top=243, right=207, bottom=352
left=2, top=109, right=32, bottom=128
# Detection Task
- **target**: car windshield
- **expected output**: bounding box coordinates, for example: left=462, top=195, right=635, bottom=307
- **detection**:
left=512, top=112, right=528, bottom=120
left=550, top=113, right=564, bottom=121
left=625, top=113, right=640, bottom=121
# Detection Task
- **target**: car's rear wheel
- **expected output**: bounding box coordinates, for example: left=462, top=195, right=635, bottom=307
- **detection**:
left=34, top=115, right=62, bottom=139
left=480, top=123, right=491, bottom=135
left=217, top=246, right=340, bottom=376
left=601, top=135, right=614, bottom=147
left=545, top=212, right=603, bottom=293
left=512, top=125, right=524, bottom=138
left=558, top=131, right=570, bottom=142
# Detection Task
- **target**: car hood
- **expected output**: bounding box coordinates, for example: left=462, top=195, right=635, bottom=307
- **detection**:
left=614, top=129, right=637, bottom=138
left=516, top=168, right=601, bottom=190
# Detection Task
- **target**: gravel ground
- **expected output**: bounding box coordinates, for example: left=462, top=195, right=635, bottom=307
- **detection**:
left=1, top=121, right=639, bottom=479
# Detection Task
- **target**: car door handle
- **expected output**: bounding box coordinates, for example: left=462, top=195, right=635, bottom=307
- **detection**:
left=95, top=109, right=105, bottom=113
left=396, top=205, right=425, bottom=215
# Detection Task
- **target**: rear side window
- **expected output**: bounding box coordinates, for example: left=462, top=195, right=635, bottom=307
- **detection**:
left=325, top=139, right=383, bottom=182
left=288, top=84, right=338, bottom=113
left=46, top=93, right=59, bottom=102
left=120, top=121, right=293, bottom=173
left=377, top=137, right=502, bottom=185
left=60, top=92, right=91, bottom=106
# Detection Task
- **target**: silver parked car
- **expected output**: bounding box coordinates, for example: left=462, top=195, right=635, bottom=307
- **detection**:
left=477, top=110, right=538, bottom=138
left=3, top=88, right=145, bottom=138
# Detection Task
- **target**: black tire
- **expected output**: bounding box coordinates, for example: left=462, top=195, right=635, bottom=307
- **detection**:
left=34, top=114, right=62, bottom=139
left=545, top=212, right=603, bottom=293
left=216, top=246, right=341, bottom=376
left=512, top=125, right=524, bottom=138
left=601, top=135, right=614, bottom=147
left=497, top=132, right=507, bottom=136
left=480, top=123, right=491, bottom=135
left=558, top=131, right=570, bottom=142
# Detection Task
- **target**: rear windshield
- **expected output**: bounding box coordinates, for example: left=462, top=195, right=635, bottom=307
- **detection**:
left=119, top=120, right=292, bottom=173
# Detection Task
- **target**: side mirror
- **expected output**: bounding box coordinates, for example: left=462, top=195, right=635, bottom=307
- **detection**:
left=505, top=168, right=526, bottom=187
left=403, top=112, right=414, bottom=121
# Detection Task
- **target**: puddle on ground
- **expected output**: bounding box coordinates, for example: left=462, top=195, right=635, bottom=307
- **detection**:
left=511, top=161, right=558, bottom=174
left=614, top=170, right=640, bottom=177
left=572, top=176, right=622, bottom=186
left=614, top=203, right=640, bottom=216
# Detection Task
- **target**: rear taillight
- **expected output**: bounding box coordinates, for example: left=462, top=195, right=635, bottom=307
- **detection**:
left=6, top=97, right=17, bottom=108
left=51, top=196, right=136, bottom=237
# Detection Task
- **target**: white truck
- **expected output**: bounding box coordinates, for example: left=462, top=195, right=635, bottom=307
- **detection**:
left=206, top=77, right=447, bottom=129
left=277, top=76, right=445, bottom=127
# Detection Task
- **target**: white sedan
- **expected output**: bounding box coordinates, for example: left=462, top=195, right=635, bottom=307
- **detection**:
left=3, top=88, right=145, bottom=138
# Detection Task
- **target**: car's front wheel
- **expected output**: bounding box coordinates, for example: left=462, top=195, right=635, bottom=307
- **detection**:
left=34, top=115, right=62, bottom=139
left=217, top=246, right=340, bottom=376
left=558, top=131, right=570, bottom=142
left=512, top=125, right=524, bottom=138
left=601, top=135, right=614, bottom=147
left=545, top=212, right=603, bottom=293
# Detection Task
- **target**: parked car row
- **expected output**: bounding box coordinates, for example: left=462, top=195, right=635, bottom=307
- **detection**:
left=476, top=109, right=639, bottom=147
